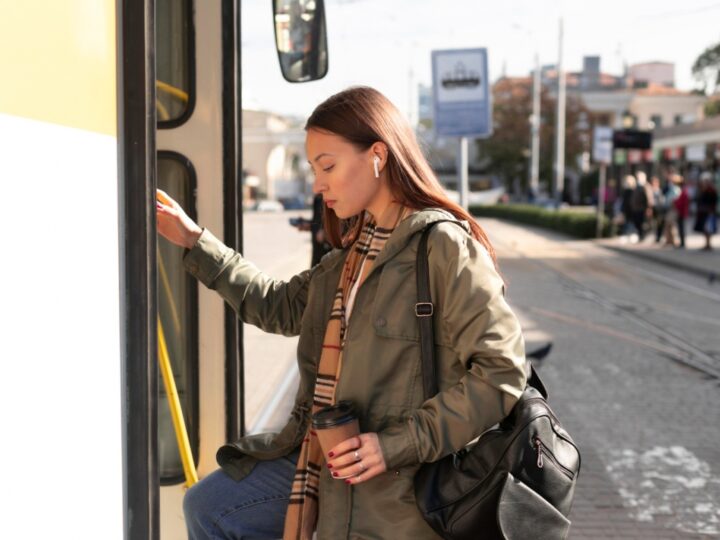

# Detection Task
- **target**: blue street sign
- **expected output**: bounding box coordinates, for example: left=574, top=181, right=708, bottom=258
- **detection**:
left=432, top=48, right=492, bottom=138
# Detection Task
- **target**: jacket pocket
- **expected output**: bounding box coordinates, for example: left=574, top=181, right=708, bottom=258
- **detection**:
left=371, top=256, right=453, bottom=348
left=371, top=261, right=421, bottom=342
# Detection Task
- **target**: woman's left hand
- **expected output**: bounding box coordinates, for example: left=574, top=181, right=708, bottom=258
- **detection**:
left=326, top=433, right=387, bottom=485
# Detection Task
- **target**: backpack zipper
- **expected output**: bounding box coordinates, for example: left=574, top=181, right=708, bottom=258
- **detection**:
left=533, top=437, right=545, bottom=468
left=533, top=436, right=575, bottom=478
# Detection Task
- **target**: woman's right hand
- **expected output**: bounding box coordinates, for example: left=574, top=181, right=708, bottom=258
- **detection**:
left=156, top=189, right=203, bottom=249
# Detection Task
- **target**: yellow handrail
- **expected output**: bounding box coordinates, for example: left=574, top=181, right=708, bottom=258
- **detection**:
left=156, top=99, right=171, bottom=122
left=157, top=249, right=182, bottom=334
left=156, top=79, right=189, bottom=103
left=158, top=317, right=198, bottom=487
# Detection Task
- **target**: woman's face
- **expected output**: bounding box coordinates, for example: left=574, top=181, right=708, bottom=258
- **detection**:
left=306, top=128, right=384, bottom=219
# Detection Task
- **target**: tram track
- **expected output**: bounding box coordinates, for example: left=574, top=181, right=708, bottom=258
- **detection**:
left=555, top=273, right=720, bottom=379
left=491, top=231, right=720, bottom=380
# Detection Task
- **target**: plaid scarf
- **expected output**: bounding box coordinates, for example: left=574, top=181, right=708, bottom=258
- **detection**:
left=282, top=203, right=411, bottom=540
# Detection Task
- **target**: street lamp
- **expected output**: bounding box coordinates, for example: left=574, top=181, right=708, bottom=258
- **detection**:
left=622, top=111, right=635, bottom=129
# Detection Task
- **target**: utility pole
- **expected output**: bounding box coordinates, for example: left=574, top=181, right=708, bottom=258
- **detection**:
left=554, top=17, right=566, bottom=205
left=530, top=53, right=541, bottom=198
left=407, top=65, right=414, bottom=127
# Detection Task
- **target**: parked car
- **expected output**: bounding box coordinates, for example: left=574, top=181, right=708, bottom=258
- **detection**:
left=252, top=199, right=284, bottom=212
left=279, top=195, right=309, bottom=210
left=444, top=186, right=506, bottom=206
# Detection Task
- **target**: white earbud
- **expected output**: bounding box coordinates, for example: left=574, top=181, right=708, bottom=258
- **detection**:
left=373, top=156, right=380, bottom=178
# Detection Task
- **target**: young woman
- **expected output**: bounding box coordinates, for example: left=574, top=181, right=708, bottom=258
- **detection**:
left=157, top=86, right=526, bottom=540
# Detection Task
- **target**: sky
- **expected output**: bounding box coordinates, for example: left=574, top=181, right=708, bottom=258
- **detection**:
left=241, top=0, right=720, bottom=121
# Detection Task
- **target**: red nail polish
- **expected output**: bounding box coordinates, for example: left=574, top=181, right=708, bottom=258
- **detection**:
left=328, top=452, right=334, bottom=458
left=332, top=472, right=338, bottom=477
left=327, top=463, right=333, bottom=469
left=345, top=479, right=352, bottom=484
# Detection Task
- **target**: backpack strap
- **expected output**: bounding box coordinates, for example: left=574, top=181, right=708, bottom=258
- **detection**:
left=416, top=220, right=465, bottom=400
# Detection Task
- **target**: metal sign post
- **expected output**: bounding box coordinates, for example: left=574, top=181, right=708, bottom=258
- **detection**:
left=597, top=164, right=607, bottom=238
left=457, top=137, right=469, bottom=208
left=593, top=126, right=613, bottom=238
left=432, top=48, right=492, bottom=211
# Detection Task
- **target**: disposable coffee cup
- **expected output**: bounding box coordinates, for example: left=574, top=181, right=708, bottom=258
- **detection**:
left=312, top=401, right=360, bottom=458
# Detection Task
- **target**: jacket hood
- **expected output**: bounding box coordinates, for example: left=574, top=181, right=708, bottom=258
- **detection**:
left=314, top=208, right=472, bottom=279
left=372, top=207, right=471, bottom=269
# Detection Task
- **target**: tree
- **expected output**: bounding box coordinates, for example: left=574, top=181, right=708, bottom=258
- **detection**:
left=477, top=77, right=533, bottom=194
left=477, top=77, right=592, bottom=198
left=705, top=97, right=720, bottom=117
left=692, top=40, right=720, bottom=95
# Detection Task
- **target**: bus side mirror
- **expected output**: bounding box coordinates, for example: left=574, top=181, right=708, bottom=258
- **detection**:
left=272, top=0, right=329, bottom=83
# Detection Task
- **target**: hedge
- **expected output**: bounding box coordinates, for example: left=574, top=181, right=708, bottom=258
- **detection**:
left=469, top=204, right=614, bottom=239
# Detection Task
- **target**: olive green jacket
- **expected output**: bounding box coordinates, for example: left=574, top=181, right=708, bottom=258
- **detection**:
left=184, top=208, right=526, bottom=539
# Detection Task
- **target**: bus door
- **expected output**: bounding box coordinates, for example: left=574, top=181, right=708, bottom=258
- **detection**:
left=151, top=1, right=327, bottom=539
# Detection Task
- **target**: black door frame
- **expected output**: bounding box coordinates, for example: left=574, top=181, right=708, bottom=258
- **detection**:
left=222, top=0, right=245, bottom=442
left=117, top=0, right=158, bottom=538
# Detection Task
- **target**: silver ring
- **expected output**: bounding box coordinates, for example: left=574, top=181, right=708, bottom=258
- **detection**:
left=358, top=461, right=366, bottom=473
left=354, top=450, right=360, bottom=461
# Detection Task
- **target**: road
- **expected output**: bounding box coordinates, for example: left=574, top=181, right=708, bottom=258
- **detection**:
left=241, top=209, right=312, bottom=433
left=241, top=211, right=720, bottom=539
left=483, top=218, right=720, bottom=539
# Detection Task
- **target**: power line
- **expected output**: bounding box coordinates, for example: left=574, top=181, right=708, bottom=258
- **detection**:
left=643, top=2, right=720, bottom=21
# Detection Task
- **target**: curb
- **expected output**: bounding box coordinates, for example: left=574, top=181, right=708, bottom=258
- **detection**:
left=600, top=244, right=718, bottom=282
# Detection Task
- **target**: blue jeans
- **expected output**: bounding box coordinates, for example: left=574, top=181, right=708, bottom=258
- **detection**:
left=184, top=450, right=299, bottom=539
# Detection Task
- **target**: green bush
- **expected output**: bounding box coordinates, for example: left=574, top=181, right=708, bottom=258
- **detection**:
left=469, top=204, right=614, bottom=239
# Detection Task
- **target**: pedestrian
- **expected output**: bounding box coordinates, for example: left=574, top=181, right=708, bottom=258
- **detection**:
left=651, top=176, right=666, bottom=243
left=156, top=86, right=527, bottom=540
left=631, top=171, right=650, bottom=241
left=309, top=192, right=333, bottom=265
left=663, top=174, right=681, bottom=247
left=604, top=178, right=617, bottom=219
left=693, top=172, right=718, bottom=251
left=674, top=175, right=690, bottom=249
left=620, top=174, right=637, bottom=239
left=291, top=193, right=333, bottom=267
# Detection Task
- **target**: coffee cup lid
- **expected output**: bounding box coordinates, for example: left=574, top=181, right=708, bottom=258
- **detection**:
left=311, top=401, right=357, bottom=429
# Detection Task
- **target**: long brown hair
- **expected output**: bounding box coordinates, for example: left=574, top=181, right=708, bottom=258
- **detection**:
left=305, top=86, right=498, bottom=267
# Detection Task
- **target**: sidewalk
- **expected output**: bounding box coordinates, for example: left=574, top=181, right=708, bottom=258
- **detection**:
left=596, top=230, right=719, bottom=281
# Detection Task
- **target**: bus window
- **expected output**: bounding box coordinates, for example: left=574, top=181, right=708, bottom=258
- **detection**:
left=157, top=0, right=195, bottom=126
left=157, top=153, right=199, bottom=484
left=273, top=0, right=328, bottom=82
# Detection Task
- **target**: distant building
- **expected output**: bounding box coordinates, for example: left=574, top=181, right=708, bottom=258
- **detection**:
left=580, top=56, right=601, bottom=89
left=653, top=116, right=720, bottom=176
left=581, top=85, right=705, bottom=130
left=241, top=109, right=308, bottom=203
left=541, top=56, right=627, bottom=91
left=629, top=62, right=674, bottom=88
left=540, top=57, right=705, bottom=129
